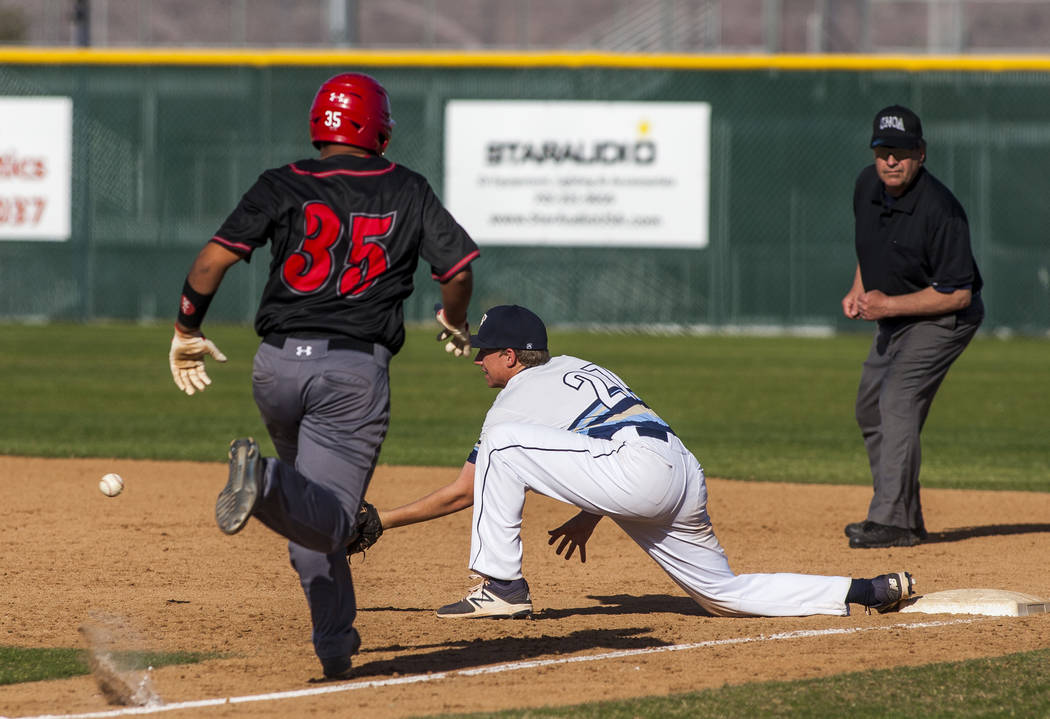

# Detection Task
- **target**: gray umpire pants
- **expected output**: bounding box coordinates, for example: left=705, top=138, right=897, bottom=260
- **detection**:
left=856, top=312, right=981, bottom=532
left=249, top=337, right=391, bottom=662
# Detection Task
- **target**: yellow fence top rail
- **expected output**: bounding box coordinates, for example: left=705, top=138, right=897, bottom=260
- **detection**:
left=3, top=47, right=1050, bottom=72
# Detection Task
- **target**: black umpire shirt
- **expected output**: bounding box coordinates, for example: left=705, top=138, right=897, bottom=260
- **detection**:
left=853, top=164, right=984, bottom=325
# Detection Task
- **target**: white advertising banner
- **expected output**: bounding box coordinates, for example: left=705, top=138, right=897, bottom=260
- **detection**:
left=0, top=97, right=73, bottom=241
left=444, top=100, right=710, bottom=248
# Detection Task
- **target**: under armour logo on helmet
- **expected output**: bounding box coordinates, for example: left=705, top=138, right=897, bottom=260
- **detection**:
left=296, top=345, right=313, bottom=357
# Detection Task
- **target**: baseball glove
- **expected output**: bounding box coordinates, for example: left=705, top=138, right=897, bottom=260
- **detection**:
left=346, top=501, right=384, bottom=558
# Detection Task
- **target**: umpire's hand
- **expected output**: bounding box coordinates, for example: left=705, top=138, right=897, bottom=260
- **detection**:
left=169, top=327, right=227, bottom=395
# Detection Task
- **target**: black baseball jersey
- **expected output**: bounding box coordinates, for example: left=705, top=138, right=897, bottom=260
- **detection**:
left=211, top=153, right=479, bottom=354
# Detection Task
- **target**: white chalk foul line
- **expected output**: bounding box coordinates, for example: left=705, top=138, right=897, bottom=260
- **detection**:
left=5, top=617, right=981, bottom=719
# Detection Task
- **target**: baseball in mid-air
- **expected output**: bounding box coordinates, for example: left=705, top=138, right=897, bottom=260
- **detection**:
left=99, top=473, right=124, bottom=497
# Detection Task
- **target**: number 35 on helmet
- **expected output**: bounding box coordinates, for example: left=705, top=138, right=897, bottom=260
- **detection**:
left=309, top=73, right=395, bottom=155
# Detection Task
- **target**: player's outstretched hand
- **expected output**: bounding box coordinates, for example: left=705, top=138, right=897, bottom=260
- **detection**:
left=169, top=327, right=227, bottom=395
left=547, top=511, right=603, bottom=563
left=435, top=304, right=470, bottom=357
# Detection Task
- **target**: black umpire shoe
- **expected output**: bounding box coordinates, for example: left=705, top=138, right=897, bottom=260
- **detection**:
left=215, top=437, right=263, bottom=535
left=849, top=521, right=921, bottom=549
left=847, top=520, right=928, bottom=541
left=844, top=520, right=866, bottom=539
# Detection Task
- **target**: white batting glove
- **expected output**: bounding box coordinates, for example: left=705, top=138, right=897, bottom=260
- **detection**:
left=169, top=328, right=228, bottom=395
left=435, top=306, right=470, bottom=358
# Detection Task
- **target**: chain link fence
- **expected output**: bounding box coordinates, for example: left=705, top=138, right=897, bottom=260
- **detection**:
left=1, top=59, right=1048, bottom=334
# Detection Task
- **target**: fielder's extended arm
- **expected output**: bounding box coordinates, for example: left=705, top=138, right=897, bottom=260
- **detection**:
left=379, top=460, right=476, bottom=530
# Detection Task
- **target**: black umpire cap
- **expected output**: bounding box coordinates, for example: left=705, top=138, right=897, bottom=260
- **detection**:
left=470, top=305, right=548, bottom=351
left=870, top=105, right=924, bottom=149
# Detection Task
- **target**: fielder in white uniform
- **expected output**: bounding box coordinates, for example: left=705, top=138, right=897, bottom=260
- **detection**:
left=378, top=305, right=915, bottom=618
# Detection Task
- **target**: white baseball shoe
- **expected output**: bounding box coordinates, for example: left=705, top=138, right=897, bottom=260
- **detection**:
left=436, top=577, right=533, bottom=619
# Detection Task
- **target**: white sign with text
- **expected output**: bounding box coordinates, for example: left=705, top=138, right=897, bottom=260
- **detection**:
left=0, top=97, right=73, bottom=241
left=444, top=100, right=709, bottom=247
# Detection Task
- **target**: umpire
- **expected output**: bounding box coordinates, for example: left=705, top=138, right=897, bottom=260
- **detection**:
left=841, top=105, right=984, bottom=549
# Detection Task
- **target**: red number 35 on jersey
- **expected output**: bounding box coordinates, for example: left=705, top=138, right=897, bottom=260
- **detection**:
left=282, top=203, right=392, bottom=298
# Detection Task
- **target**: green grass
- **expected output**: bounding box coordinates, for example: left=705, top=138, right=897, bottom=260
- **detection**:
left=1, top=322, right=1047, bottom=491
left=427, top=648, right=1050, bottom=719
left=0, top=646, right=217, bottom=685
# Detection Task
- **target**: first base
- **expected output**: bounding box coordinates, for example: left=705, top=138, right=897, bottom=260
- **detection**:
left=899, top=589, right=1050, bottom=617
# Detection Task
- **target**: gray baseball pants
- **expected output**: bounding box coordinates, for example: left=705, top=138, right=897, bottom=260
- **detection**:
left=856, top=313, right=981, bottom=532
left=248, top=337, right=391, bottom=662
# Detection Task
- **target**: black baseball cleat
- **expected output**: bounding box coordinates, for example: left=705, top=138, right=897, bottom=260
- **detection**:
left=319, top=629, right=362, bottom=681
left=215, top=438, right=263, bottom=535
left=320, top=655, right=353, bottom=680
left=870, top=571, right=916, bottom=613
left=848, top=521, right=921, bottom=548
left=436, top=577, right=533, bottom=619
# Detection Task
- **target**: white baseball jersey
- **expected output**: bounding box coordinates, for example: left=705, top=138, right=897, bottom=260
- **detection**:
left=469, top=355, right=671, bottom=454
left=468, top=355, right=852, bottom=617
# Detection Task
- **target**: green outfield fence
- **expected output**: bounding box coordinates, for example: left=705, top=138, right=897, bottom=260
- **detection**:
left=1, top=49, right=1049, bottom=335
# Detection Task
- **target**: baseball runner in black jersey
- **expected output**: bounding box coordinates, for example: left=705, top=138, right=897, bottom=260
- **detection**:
left=168, top=73, right=479, bottom=679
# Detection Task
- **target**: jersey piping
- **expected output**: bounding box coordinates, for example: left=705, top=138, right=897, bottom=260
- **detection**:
left=433, top=249, right=480, bottom=282
left=211, top=235, right=254, bottom=255
left=288, top=162, right=399, bottom=178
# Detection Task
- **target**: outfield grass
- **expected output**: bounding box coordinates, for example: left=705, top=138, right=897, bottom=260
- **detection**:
left=1, top=322, right=1047, bottom=491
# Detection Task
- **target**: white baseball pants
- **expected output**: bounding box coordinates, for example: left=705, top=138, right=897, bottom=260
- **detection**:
left=470, top=423, right=851, bottom=617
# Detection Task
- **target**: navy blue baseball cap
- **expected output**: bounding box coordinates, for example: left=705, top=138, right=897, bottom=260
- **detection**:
left=870, top=105, right=924, bottom=149
left=470, top=305, right=548, bottom=351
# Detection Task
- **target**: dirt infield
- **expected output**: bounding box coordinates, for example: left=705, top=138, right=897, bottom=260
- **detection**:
left=3, top=455, right=1050, bottom=718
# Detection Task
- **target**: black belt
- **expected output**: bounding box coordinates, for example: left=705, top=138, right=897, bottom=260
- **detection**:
left=635, top=426, right=671, bottom=442
left=598, top=425, right=672, bottom=442
left=263, top=334, right=375, bottom=354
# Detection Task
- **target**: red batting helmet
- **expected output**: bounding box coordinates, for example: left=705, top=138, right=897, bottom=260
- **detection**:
left=309, top=73, right=395, bottom=154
